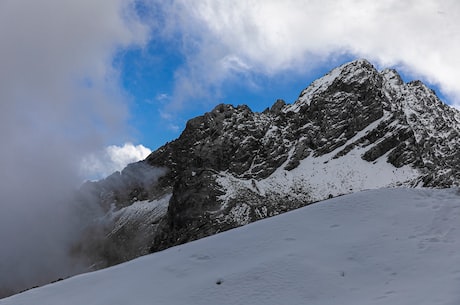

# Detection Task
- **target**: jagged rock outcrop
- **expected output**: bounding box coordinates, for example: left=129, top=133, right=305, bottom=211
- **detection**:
left=76, top=59, right=460, bottom=267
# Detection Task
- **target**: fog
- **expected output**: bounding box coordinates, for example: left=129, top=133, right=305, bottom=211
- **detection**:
left=0, top=0, right=148, bottom=297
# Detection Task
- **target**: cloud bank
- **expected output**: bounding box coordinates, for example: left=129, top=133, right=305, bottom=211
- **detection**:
left=0, top=0, right=149, bottom=297
left=159, top=0, right=460, bottom=108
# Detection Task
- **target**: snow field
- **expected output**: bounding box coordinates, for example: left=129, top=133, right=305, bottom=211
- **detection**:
left=2, top=188, right=460, bottom=305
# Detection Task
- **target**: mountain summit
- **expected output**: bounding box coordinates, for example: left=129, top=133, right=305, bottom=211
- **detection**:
left=76, top=59, right=460, bottom=269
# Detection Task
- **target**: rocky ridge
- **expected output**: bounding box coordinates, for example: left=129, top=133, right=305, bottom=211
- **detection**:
left=76, top=59, right=460, bottom=268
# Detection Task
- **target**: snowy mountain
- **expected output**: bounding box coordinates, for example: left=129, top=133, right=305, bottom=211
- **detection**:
left=74, top=59, right=460, bottom=271
left=3, top=188, right=460, bottom=305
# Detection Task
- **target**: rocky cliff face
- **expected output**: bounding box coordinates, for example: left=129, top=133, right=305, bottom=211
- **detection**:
left=75, top=59, right=460, bottom=268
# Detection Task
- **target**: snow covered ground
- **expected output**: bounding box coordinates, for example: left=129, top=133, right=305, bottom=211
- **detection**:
left=2, top=188, right=460, bottom=305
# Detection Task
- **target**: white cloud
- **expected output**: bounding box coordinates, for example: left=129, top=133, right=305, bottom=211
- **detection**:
left=162, top=0, right=460, bottom=107
left=167, top=123, right=181, bottom=133
left=81, top=143, right=152, bottom=180
left=156, top=93, right=170, bottom=101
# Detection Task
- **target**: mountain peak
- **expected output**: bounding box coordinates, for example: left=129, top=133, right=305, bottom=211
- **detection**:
left=285, top=59, right=380, bottom=112
left=72, top=58, right=460, bottom=276
left=339, top=58, right=376, bottom=72
left=381, top=68, right=404, bottom=86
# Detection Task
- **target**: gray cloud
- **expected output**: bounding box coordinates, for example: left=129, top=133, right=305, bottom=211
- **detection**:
left=0, top=0, right=148, bottom=297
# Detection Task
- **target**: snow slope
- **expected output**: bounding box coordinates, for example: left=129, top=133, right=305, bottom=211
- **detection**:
left=3, top=188, right=460, bottom=305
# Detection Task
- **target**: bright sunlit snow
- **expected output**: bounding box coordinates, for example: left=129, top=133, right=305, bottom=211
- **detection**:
left=2, top=188, right=460, bottom=305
